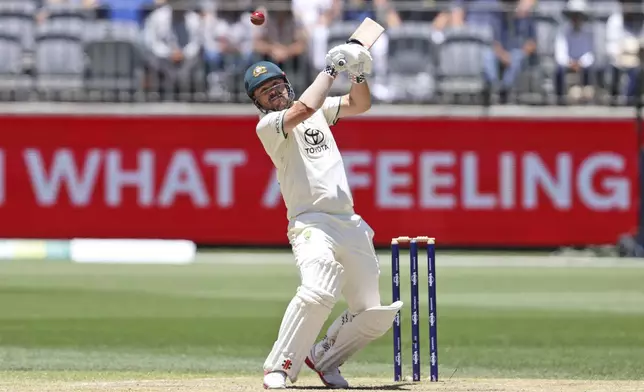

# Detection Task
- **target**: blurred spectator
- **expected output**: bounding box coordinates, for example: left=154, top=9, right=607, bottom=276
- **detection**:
left=202, top=0, right=255, bottom=73
left=39, top=0, right=99, bottom=7
left=397, top=0, right=438, bottom=22
left=292, top=0, right=341, bottom=70
left=447, top=0, right=534, bottom=39
left=555, top=0, right=595, bottom=104
left=513, top=0, right=534, bottom=18
left=253, top=1, right=308, bottom=83
left=143, top=0, right=203, bottom=92
left=431, top=10, right=450, bottom=31
left=450, top=0, right=501, bottom=29
left=96, top=0, right=161, bottom=24
left=341, top=0, right=401, bottom=100
left=606, top=0, right=644, bottom=103
left=41, top=0, right=98, bottom=6
left=439, top=0, right=501, bottom=45
left=447, top=0, right=536, bottom=102
left=452, top=0, right=536, bottom=102
left=343, top=0, right=400, bottom=27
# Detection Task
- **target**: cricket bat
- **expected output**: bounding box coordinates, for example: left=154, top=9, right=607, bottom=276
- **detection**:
left=337, top=17, right=385, bottom=67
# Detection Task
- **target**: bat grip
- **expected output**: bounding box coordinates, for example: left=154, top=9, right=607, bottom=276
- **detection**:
left=346, top=38, right=364, bottom=46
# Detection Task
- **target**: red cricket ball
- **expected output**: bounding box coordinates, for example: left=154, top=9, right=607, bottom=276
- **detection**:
left=250, top=11, right=265, bottom=26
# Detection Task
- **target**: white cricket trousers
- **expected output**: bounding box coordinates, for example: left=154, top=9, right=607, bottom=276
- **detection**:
left=287, top=212, right=382, bottom=314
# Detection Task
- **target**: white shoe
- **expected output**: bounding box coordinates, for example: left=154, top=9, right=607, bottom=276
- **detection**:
left=263, top=371, right=287, bottom=389
left=305, top=351, right=349, bottom=389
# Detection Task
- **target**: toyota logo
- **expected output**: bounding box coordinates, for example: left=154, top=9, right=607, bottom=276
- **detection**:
left=304, top=128, right=325, bottom=146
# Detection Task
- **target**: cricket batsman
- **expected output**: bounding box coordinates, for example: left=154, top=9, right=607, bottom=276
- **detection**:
left=244, top=42, right=403, bottom=389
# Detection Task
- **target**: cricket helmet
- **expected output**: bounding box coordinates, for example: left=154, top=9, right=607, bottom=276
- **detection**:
left=244, top=61, right=295, bottom=113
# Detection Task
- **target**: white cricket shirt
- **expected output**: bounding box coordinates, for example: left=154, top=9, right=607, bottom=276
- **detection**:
left=256, top=97, right=355, bottom=220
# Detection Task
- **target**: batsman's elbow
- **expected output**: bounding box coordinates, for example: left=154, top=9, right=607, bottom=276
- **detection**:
left=282, top=101, right=317, bottom=131
left=352, top=97, right=372, bottom=114
left=292, top=101, right=318, bottom=118
left=338, top=94, right=371, bottom=118
left=353, top=104, right=371, bottom=116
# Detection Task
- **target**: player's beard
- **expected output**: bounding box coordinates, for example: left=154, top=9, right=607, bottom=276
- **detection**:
left=269, top=94, right=289, bottom=111
left=259, top=83, right=290, bottom=112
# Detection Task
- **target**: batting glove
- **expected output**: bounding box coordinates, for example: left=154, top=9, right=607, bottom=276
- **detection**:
left=325, top=43, right=369, bottom=73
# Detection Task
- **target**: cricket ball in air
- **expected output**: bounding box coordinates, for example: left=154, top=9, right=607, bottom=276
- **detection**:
left=250, top=11, right=265, bottom=25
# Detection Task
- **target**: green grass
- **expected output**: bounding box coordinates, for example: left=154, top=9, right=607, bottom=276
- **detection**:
left=0, top=253, right=643, bottom=381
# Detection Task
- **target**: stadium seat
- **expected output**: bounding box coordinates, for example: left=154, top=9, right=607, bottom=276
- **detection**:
left=386, top=22, right=436, bottom=102
left=0, top=1, right=37, bottom=51
left=435, top=26, right=492, bottom=98
left=0, top=32, right=33, bottom=98
left=34, top=23, right=86, bottom=98
left=44, top=3, right=90, bottom=29
left=84, top=21, right=144, bottom=99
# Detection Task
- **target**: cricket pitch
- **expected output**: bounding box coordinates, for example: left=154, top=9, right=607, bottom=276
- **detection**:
left=3, top=376, right=644, bottom=392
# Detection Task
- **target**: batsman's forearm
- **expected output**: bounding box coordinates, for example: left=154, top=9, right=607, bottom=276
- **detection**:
left=348, top=81, right=371, bottom=110
left=299, top=71, right=335, bottom=110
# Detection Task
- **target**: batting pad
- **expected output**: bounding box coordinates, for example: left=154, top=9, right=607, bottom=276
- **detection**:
left=264, top=259, right=344, bottom=383
left=314, top=301, right=403, bottom=372
left=311, top=309, right=352, bottom=362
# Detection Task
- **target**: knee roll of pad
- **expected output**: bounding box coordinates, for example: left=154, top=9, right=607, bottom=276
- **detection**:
left=296, top=284, right=337, bottom=309
left=298, top=259, right=344, bottom=309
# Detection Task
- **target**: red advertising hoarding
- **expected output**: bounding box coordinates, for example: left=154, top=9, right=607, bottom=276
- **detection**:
left=0, top=116, right=637, bottom=246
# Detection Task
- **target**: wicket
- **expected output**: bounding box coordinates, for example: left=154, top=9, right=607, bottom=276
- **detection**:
left=391, top=236, right=438, bottom=382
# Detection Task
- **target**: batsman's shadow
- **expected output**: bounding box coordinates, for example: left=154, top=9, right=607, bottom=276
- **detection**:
left=290, top=382, right=413, bottom=390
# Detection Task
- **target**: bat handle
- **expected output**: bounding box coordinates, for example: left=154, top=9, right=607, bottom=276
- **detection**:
left=346, top=38, right=364, bottom=46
